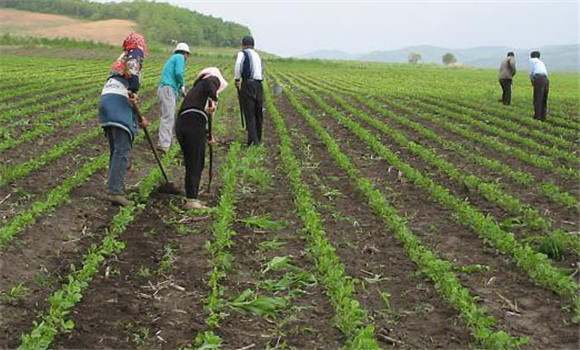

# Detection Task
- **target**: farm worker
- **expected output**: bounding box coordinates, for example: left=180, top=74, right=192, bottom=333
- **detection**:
left=176, top=67, right=228, bottom=210
left=99, top=32, right=149, bottom=207
left=157, top=42, right=191, bottom=153
left=528, top=51, right=549, bottom=121
left=498, top=52, right=516, bottom=105
left=234, top=35, right=264, bottom=146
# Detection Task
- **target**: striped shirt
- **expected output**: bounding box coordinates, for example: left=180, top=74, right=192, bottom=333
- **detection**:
left=234, top=48, right=263, bottom=81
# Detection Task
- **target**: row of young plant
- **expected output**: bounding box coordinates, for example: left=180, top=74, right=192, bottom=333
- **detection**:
left=406, top=98, right=578, bottom=166
left=331, top=71, right=578, bottom=141
left=308, top=72, right=578, bottom=181
left=17, top=143, right=182, bottom=350
left=0, top=65, right=165, bottom=149
left=271, top=75, right=529, bottom=349
left=390, top=98, right=578, bottom=180
left=0, top=59, right=104, bottom=93
left=329, top=68, right=580, bottom=133
left=418, top=94, right=577, bottom=147
left=0, top=68, right=104, bottom=107
left=285, top=73, right=580, bottom=256
left=0, top=90, right=101, bottom=150
left=192, top=80, right=304, bottom=346
left=0, top=97, right=158, bottom=200
left=276, top=74, right=580, bottom=322
left=283, top=73, right=580, bottom=254
left=0, top=98, right=160, bottom=249
left=0, top=62, right=163, bottom=125
left=0, top=75, right=102, bottom=117
left=320, top=72, right=579, bottom=170
left=266, top=81, right=382, bottom=349
left=292, top=72, right=579, bottom=210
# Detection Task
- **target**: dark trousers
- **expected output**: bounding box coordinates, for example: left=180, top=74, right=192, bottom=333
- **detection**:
left=240, top=80, right=264, bottom=146
left=175, top=112, right=206, bottom=199
left=499, top=79, right=512, bottom=105
left=532, top=75, right=549, bottom=121
left=105, top=126, right=132, bottom=195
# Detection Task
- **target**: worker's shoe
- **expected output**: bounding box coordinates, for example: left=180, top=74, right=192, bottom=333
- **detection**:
left=184, top=198, right=209, bottom=210
left=108, top=193, right=134, bottom=207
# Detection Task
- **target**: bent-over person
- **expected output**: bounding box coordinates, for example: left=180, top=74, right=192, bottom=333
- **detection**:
left=176, top=67, right=228, bottom=210
left=99, top=32, right=149, bottom=207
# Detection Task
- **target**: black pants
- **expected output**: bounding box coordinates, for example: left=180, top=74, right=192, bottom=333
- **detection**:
left=240, top=80, right=264, bottom=146
left=175, top=111, right=206, bottom=199
left=532, top=75, right=549, bottom=121
left=499, top=79, right=512, bottom=105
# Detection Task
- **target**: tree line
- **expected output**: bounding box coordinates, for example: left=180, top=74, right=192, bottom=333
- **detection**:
left=0, top=0, right=251, bottom=47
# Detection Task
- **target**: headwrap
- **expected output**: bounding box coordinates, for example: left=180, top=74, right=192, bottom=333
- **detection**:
left=110, top=32, right=146, bottom=78
left=123, top=32, right=148, bottom=57
left=195, top=67, right=229, bottom=95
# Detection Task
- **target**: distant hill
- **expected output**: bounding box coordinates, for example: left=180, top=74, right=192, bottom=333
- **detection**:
left=0, top=9, right=138, bottom=46
left=0, top=0, right=251, bottom=48
left=300, top=44, right=580, bottom=71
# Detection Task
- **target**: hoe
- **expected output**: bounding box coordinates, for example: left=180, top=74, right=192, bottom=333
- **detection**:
left=132, top=103, right=181, bottom=195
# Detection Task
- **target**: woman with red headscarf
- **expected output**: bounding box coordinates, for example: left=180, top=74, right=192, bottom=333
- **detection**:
left=99, top=32, right=150, bottom=206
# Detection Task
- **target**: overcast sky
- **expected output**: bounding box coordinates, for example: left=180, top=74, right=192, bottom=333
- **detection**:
left=96, top=0, right=579, bottom=57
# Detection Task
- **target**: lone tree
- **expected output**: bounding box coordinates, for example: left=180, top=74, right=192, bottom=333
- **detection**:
left=442, top=53, right=457, bottom=65
left=408, top=53, right=422, bottom=64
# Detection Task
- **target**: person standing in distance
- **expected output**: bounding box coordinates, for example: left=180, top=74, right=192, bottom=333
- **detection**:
left=498, top=52, right=516, bottom=105
left=157, top=42, right=191, bottom=153
left=528, top=51, right=549, bottom=121
left=234, top=36, right=264, bottom=146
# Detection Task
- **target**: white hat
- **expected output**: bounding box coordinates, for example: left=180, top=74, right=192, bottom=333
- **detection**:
left=174, top=42, right=190, bottom=54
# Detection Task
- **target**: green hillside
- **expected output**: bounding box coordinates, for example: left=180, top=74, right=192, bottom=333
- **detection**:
left=0, top=0, right=251, bottom=47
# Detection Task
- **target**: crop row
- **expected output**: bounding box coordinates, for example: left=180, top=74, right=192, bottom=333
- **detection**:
left=274, top=74, right=580, bottom=320
left=334, top=70, right=579, bottom=137
left=18, top=144, right=181, bottom=350
left=265, top=82, right=381, bottom=348
left=0, top=67, right=105, bottom=104
left=293, top=72, right=578, bottom=210
left=0, top=98, right=158, bottom=249
left=285, top=72, right=579, bottom=256
left=270, top=75, right=532, bottom=348
left=304, top=71, right=578, bottom=181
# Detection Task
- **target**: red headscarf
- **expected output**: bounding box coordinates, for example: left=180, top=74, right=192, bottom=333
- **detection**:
left=122, top=32, right=148, bottom=57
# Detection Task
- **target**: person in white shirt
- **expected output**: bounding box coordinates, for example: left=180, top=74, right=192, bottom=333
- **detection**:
left=234, top=36, right=264, bottom=146
left=528, top=51, right=549, bottom=121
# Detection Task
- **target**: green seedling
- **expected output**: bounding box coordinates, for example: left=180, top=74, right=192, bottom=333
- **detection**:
left=188, top=330, right=222, bottom=350
left=228, top=289, right=287, bottom=317
left=34, top=267, right=56, bottom=288
left=262, top=255, right=297, bottom=273
left=379, top=291, right=392, bottom=310
left=137, top=266, right=152, bottom=278
left=1, top=282, right=30, bottom=303
left=363, top=273, right=390, bottom=284
left=158, top=245, right=177, bottom=275
left=259, top=239, right=286, bottom=251
left=323, top=189, right=342, bottom=201
left=241, top=214, right=288, bottom=230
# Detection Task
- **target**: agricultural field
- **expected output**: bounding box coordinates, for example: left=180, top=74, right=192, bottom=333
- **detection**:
left=0, top=49, right=579, bottom=350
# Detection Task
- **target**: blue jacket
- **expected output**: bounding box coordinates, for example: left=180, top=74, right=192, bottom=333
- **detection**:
left=99, top=76, right=138, bottom=140
left=159, top=53, right=186, bottom=96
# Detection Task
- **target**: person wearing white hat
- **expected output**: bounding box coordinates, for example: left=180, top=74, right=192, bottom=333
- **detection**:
left=157, top=42, right=191, bottom=152
left=176, top=67, right=228, bottom=209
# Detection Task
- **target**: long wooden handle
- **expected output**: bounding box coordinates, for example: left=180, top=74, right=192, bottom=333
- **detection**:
left=132, top=103, right=170, bottom=183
